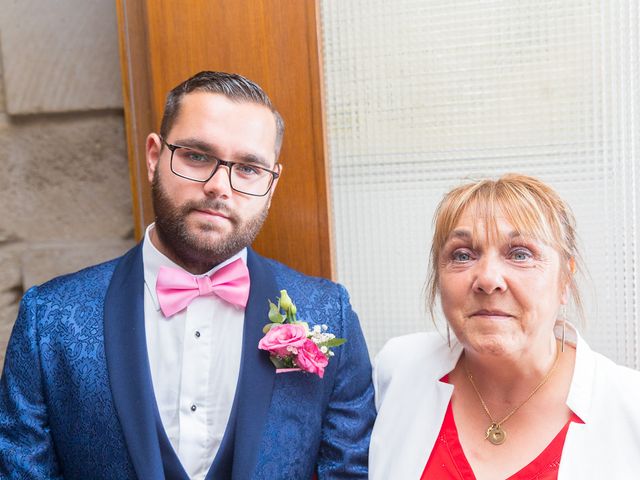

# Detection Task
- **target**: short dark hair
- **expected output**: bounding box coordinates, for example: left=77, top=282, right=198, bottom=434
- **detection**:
left=159, top=71, right=285, bottom=157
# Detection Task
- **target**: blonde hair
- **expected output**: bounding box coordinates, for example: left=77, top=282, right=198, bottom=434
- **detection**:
left=426, top=173, right=583, bottom=322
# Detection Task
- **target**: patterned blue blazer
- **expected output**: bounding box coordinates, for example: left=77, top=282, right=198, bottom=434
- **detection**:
left=0, top=245, right=375, bottom=479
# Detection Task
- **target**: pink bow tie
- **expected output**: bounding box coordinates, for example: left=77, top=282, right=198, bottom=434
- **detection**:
left=156, top=258, right=250, bottom=317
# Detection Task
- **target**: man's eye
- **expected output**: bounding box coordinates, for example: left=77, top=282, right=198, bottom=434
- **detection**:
left=175, top=148, right=210, bottom=163
left=186, top=151, right=208, bottom=163
left=234, top=164, right=261, bottom=176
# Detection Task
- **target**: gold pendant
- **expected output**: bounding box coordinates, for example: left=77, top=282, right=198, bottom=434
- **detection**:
left=485, top=423, right=506, bottom=445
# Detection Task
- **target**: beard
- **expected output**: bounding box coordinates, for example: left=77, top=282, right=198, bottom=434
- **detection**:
left=151, top=169, right=269, bottom=272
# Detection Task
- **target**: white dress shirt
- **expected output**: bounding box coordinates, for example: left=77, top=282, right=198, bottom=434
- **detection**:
left=142, top=224, right=245, bottom=480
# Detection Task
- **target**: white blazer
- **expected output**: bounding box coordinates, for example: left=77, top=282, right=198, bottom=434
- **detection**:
left=369, top=324, right=640, bottom=479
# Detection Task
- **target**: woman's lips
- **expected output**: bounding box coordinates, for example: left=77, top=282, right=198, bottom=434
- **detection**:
left=471, top=309, right=513, bottom=318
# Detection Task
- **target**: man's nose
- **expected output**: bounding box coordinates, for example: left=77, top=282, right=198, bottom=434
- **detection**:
left=203, top=164, right=233, bottom=197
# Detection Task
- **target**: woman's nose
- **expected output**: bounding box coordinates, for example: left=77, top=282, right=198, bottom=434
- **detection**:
left=472, top=255, right=507, bottom=294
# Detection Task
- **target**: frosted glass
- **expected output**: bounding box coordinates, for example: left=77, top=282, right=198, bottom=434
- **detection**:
left=321, top=0, right=640, bottom=367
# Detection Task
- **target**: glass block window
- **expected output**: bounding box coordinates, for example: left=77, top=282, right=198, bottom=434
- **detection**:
left=320, top=0, right=640, bottom=367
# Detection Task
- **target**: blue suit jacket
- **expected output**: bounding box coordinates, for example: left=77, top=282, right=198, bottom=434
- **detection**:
left=0, top=245, right=375, bottom=479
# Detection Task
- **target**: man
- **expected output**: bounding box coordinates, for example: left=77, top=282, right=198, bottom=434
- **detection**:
left=0, top=71, right=375, bottom=479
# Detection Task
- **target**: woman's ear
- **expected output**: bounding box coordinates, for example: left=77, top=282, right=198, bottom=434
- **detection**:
left=560, top=257, right=576, bottom=305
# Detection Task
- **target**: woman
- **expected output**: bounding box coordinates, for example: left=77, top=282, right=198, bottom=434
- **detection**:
left=369, top=174, right=640, bottom=479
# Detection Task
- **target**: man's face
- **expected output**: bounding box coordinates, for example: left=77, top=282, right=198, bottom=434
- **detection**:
left=145, top=92, right=280, bottom=273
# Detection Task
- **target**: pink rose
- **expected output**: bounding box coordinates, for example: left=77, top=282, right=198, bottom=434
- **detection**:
left=258, top=323, right=307, bottom=356
left=295, top=339, right=329, bottom=378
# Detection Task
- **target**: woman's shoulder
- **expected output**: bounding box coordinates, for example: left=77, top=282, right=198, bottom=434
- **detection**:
left=590, top=349, right=640, bottom=393
left=373, top=331, right=453, bottom=401
left=375, top=331, right=446, bottom=368
left=574, top=339, right=640, bottom=424
left=563, top=344, right=640, bottom=472
left=577, top=335, right=640, bottom=385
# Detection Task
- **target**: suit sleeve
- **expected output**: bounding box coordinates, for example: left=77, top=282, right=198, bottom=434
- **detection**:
left=317, top=284, right=375, bottom=479
left=0, top=288, right=63, bottom=479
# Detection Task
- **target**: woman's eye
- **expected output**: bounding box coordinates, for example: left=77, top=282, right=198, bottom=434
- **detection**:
left=452, top=250, right=473, bottom=262
left=510, top=248, right=533, bottom=261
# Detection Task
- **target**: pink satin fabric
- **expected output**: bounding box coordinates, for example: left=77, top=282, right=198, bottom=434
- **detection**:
left=156, top=258, right=250, bottom=317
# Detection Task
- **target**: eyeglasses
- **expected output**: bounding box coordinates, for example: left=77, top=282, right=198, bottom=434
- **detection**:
left=162, top=140, right=280, bottom=197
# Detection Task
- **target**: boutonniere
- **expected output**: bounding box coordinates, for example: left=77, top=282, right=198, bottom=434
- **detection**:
left=258, top=290, right=346, bottom=378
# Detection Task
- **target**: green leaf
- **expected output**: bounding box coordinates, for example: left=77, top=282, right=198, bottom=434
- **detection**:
left=269, top=356, right=287, bottom=369
left=318, top=338, right=347, bottom=348
left=262, top=323, right=275, bottom=334
left=279, top=290, right=293, bottom=311
left=268, top=299, right=279, bottom=312
left=268, top=300, right=285, bottom=323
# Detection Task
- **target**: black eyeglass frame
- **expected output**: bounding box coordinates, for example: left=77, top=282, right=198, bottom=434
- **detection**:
left=162, top=139, right=281, bottom=197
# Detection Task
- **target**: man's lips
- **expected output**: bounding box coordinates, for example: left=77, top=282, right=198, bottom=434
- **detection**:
left=193, top=209, right=230, bottom=220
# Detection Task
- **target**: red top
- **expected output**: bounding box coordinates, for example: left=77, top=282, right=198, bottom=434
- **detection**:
left=421, top=377, right=582, bottom=480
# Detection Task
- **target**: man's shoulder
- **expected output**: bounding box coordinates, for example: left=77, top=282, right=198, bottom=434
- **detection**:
left=250, top=252, right=355, bottom=333
left=28, top=252, right=128, bottom=302
left=252, top=250, right=344, bottom=298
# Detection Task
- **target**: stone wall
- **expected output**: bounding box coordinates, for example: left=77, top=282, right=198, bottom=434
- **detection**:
left=0, top=0, right=135, bottom=367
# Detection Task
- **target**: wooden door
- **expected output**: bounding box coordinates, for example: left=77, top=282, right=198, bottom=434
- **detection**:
left=116, top=0, right=332, bottom=279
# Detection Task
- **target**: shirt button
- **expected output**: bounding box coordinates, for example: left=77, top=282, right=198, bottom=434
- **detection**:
left=191, top=404, right=197, bottom=412
left=195, top=331, right=201, bottom=338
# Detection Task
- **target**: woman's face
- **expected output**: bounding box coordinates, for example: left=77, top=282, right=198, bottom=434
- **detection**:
left=438, top=208, right=569, bottom=358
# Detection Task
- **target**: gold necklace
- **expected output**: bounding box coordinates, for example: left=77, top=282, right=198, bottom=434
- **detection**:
left=464, top=348, right=561, bottom=446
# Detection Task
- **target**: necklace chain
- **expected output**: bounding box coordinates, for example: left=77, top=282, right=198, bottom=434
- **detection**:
left=464, top=347, right=561, bottom=444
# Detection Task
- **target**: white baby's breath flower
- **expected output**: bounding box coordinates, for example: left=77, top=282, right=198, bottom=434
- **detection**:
left=320, top=346, right=328, bottom=354
left=313, top=325, right=321, bottom=333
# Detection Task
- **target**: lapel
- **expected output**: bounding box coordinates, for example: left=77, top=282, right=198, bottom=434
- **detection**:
left=371, top=335, right=462, bottom=479
left=561, top=322, right=592, bottom=422
left=212, top=248, right=279, bottom=479
left=103, top=244, right=166, bottom=480
left=402, top=343, right=460, bottom=478
left=104, top=245, right=279, bottom=479
left=558, top=323, right=592, bottom=479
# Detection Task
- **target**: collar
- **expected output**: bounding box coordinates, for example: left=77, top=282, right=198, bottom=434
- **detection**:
left=445, top=321, right=594, bottom=422
left=560, top=321, right=595, bottom=423
left=142, top=223, right=247, bottom=311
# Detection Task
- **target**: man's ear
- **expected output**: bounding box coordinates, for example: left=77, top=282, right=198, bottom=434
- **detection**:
left=146, top=133, right=163, bottom=183
left=266, top=163, right=283, bottom=209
